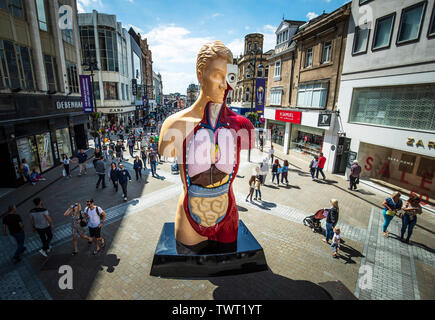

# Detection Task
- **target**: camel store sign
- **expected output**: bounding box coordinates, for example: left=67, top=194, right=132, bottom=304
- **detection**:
left=406, top=138, right=435, bottom=150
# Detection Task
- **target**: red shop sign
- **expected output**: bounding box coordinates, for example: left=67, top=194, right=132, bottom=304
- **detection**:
left=275, top=110, right=302, bottom=124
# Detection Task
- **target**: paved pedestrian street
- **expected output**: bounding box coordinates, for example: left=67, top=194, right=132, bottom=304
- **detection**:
left=0, top=147, right=434, bottom=300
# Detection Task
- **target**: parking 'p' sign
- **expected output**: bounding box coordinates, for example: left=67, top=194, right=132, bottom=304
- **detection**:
left=58, top=5, right=73, bottom=30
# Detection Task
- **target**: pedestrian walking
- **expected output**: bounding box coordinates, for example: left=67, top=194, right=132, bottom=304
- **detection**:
left=259, top=135, right=264, bottom=152
left=382, top=191, right=403, bottom=238
left=133, top=156, right=143, bottom=180
left=316, top=152, right=327, bottom=180
left=322, top=199, right=339, bottom=244
left=349, top=160, right=362, bottom=190
left=62, top=154, right=72, bottom=178
left=63, top=203, right=92, bottom=255
left=77, top=149, right=88, bottom=176
left=128, top=137, right=134, bottom=158
left=148, top=148, right=158, bottom=178
left=141, top=146, right=148, bottom=170
left=269, top=145, right=275, bottom=164
left=309, top=156, right=318, bottom=180
left=254, top=167, right=262, bottom=201
left=109, top=139, right=115, bottom=161
left=109, top=162, right=119, bottom=192
left=272, top=159, right=281, bottom=185
left=30, top=198, right=54, bottom=257
left=115, top=140, right=125, bottom=163
left=93, top=148, right=102, bottom=168
left=83, top=199, right=106, bottom=255
left=117, top=163, right=132, bottom=201
left=260, top=158, right=269, bottom=185
left=400, top=195, right=422, bottom=244
left=331, top=227, right=341, bottom=258
left=281, top=160, right=289, bottom=185
left=245, top=175, right=255, bottom=202
left=102, top=144, right=109, bottom=162
left=95, top=157, right=106, bottom=189
left=2, top=205, right=26, bottom=263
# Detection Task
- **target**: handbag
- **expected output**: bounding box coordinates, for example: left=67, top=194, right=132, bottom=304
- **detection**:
left=386, top=210, right=396, bottom=217
left=62, top=169, right=66, bottom=177
left=79, top=212, right=87, bottom=227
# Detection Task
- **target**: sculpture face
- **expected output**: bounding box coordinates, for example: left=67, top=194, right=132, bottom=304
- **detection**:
left=200, top=57, right=227, bottom=104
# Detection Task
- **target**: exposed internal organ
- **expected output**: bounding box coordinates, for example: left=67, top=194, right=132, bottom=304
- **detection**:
left=189, top=165, right=229, bottom=188
left=189, top=194, right=229, bottom=227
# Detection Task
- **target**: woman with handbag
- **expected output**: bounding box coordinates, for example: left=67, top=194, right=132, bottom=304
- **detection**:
left=382, top=191, right=403, bottom=238
left=62, top=154, right=72, bottom=178
left=109, top=162, right=119, bottom=192
left=63, top=203, right=92, bottom=255
left=400, top=195, right=422, bottom=244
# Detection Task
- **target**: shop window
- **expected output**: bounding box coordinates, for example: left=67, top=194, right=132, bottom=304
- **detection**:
left=36, top=0, right=48, bottom=31
left=35, top=132, right=54, bottom=172
left=269, top=123, right=285, bottom=146
left=17, top=137, right=40, bottom=174
left=322, top=41, right=332, bottom=63
left=399, top=153, right=416, bottom=174
left=104, top=81, right=118, bottom=100
left=297, top=82, right=328, bottom=109
left=56, top=128, right=72, bottom=158
left=417, top=157, right=435, bottom=179
left=349, top=84, right=435, bottom=131
left=290, top=125, right=324, bottom=157
left=353, top=26, right=370, bottom=55
left=397, top=1, right=426, bottom=45
left=372, top=13, right=395, bottom=51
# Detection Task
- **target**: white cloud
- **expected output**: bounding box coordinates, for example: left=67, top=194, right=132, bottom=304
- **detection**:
left=212, top=13, right=222, bottom=18
left=244, top=26, right=250, bottom=30
left=144, top=25, right=213, bottom=93
left=77, top=0, right=103, bottom=13
left=306, top=12, right=319, bottom=21
left=262, top=25, right=276, bottom=52
left=227, top=38, right=244, bottom=58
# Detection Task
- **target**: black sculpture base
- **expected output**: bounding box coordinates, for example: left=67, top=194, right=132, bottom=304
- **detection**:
left=150, top=220, right=268, bottom=278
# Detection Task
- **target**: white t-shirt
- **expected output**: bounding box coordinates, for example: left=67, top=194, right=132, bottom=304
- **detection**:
left=269, top=149, right=274, bottom=156
left=63, top=158, right=70, bottom=165
left=86, top=206, right=103, bottom=228
left=332, top=233, right=341, bottom=245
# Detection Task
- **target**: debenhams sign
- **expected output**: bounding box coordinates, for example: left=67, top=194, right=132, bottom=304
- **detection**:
left=56, top=100, right=82, bottom=110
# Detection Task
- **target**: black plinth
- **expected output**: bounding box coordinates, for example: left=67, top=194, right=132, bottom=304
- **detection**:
left=150, top=220, right=268, bottom=278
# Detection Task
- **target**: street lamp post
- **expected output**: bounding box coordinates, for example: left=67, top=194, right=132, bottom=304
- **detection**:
left=246, top=49, right=264, bottom=163
left=82, top=44, right=100, bottom=148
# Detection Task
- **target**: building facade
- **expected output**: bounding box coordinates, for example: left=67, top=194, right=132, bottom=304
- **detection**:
left=78, top=10, right=134, bottom=128
left=264, top=4, right=350, bottom=174
left=186, top=83, right=199, bottom=107
left=0, top=0, right=88, bottom=187
left=231, top=33, right=271, bottom=120
left=338, top=0, right=435, bottom=208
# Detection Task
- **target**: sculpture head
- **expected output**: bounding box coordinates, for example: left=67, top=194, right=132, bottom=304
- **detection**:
left=196, top=41, right=233, bottom=104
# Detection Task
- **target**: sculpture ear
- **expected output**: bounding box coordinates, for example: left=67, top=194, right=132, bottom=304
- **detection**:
left=197, top=70, right=203, bottom=84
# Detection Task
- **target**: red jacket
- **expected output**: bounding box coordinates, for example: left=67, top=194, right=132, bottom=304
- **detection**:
left=318, top=156, right=326, bottom=169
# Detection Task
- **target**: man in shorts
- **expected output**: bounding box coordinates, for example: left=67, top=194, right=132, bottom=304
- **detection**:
left=84, top=199, right=106, bottom=255
left=77, top=149, right=88, bottom=176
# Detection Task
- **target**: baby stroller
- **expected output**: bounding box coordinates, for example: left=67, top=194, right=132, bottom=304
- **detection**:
left=303, top=209, right=327, bottom=233
left=171, top=159, right=179, bottom=175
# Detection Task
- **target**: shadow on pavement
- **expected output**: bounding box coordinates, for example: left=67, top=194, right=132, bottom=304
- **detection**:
left=263, top=184, right=279, bottom=190
left=249, top=200, right=277, bottom=211
left=337, top=244, right=364, bottom=265
left=354, top=189, right=375, bottom=196
left=210, top=269, right=333, bottom=300
left=237, top=205, right=248, bottom=212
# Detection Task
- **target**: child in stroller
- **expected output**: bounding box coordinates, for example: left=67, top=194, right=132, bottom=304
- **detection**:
left=303, top=209, right=327, bottom=233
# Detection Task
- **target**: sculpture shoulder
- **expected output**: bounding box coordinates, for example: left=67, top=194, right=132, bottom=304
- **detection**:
left=224, top=108, right=255, bottom=131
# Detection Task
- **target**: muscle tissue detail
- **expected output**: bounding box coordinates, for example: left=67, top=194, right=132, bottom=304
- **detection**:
left=189, top=194, right=229, bottom=227
left=186, top=128, right=236, bottom=178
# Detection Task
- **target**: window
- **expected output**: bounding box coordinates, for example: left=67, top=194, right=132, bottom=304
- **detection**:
left=121, top=83, right=125, bottom=100
left=417, top=157, right=435, bottom=179
left=80, top=26, right=97, bottom=66
left=98, top=27, right=119, bottom=72
left=254, top=42, right=258, bottom=50
left=44, top=55, right=58, bottom=92
left=322, top=41, right=332, bottom=63
left=104, top=82, right=118, bottom=100
left=305, top=48, right=313, bottom=68
left=36, top=0, right=48, bottom=31
left=372, top=13, right=395, bottom=50
left=1, top=0, right=23, bottom=18
left=297, top=82, right=328, bottom=109
left=349, top=84, right=435, bottom=131
left=0, top=40, right=35, bottom=90
left=248, top=42, right=251, bottom=52
left=397, top=1, right=427, bottom=45
left=126, top=84, right=129, bottom=100
left=274, top=60, right=281, bottom=79
left=429, top=2, right=435, bottom=38
left=265, top=66, right=269, bottom=78
left=62, top=29, right=74, bottom=45
left=245, top=87, right=250, bottom=102
left=353, top=26, right=370, bottom=55
left=257, top=69, right=263, bottom=78
left=92, top=82, right=100, bottom=99
left=270, top=90, right=282, bottom=106
left=66, top=61, right=78, bottom=93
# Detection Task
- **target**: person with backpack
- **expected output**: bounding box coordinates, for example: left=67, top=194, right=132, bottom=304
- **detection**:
left=281, top=160, right=289, bottom=185
left=272, top=159, right=281, bottom=185
left=133, top=156, right=143, bottom=180
left=30, top=198, right=54, bottom=257
left=309, top=156, right=318, bottom=181
left=117, top=163, right=132, bottom=201
left=95, top=157, right=106, bottom=189
left=2, top=205, right=26, bottom=263
left=83, top=199, right=106, bottom=255
left=63, top=203, right=92, bottom=255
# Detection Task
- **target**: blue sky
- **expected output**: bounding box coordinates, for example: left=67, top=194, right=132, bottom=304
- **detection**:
left=78, top=0, right=349, bottom=94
